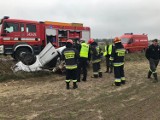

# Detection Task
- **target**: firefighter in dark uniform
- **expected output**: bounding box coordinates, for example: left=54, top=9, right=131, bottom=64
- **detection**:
left=145, top=39, right=160, bottom=83
left=88, top=38, right=102, bottom=78
left=77, top=40, right=90, bottom=82
left=104, top=42, right=113, bottom=73
left=110, top=37, right=126, bottom=86
left=62, top=39, right=79, bottom=89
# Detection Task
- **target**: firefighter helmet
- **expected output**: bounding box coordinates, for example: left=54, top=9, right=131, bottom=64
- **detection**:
left=88, top=38, right=94, bottom=44
left=114, top=37, right=121, bottom=43
left=67, top=39, right=73, bottom=44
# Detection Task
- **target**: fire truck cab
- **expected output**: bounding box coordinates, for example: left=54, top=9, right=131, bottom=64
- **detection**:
left=0, top=16, right=90, bottom=60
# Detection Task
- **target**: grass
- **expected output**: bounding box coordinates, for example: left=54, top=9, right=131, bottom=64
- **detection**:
left=125, top=52, right=146, bottom=61
left=0, top=71, right=53, bottom=82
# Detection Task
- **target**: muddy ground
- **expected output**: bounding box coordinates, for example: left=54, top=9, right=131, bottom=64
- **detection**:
left=0, top=60, right=160, bottom=120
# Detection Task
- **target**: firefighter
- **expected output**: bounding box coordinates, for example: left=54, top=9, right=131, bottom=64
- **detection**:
left=77, top=40, right=90, bottom=82
left=88, top=38, right=102, bottom=78
left=61, top=39, right=79, bottom=89
left=110, top=37, right=126, bottom=86
left=145, top=39, right=160, bottom=83
left=104, top=42, right=113, bottom=73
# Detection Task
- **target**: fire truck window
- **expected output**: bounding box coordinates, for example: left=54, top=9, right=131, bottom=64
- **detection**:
left=20, top=24, right=24, bottom=32
left=3, top=22, right=19, bottom=33
left=26, top=24, right=36, bottom=32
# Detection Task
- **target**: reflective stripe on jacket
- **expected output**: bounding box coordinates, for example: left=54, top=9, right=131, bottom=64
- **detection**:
left=62, top=48, right=79, bottom=70
left=110, top=45, right=125, bottom=66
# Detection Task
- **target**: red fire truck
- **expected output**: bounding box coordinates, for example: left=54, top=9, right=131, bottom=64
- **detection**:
left=0, top=16, right=90, bottom=60
left=120, top=33, right=148, bottom=53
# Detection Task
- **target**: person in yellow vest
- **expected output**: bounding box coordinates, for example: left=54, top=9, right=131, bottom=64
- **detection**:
left=110, top=37, right=126, bottom=86
left=77, top=40, right=91, bottom=82
left=104, top=42, right=113, bottom=73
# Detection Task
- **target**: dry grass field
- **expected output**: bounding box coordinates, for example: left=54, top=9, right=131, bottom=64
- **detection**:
left=0, top=53, right=160, bottom=120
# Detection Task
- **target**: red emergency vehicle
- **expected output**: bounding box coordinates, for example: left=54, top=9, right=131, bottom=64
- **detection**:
left=120, top=33, right=148, bottom=53
left=0, top=16, right=90, bottom=60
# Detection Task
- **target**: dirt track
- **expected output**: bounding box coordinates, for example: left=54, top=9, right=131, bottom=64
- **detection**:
left=0, top=60, right=160, bottom=120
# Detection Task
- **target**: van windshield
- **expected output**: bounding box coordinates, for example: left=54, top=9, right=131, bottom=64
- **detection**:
left=121, top=38, right=130, bottom=44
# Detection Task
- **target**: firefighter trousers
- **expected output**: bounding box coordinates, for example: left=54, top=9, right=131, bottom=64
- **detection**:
left=106, top=56, right=113, bottom=72
left=65, top=68, right=78, bottom=89
left=65, top=68, right=77, bottom=82
left=114, top=65, right=125, bottom=86
left=92, top=62, right=102, bottom=78
left=77, top=58, right=88, bottom=81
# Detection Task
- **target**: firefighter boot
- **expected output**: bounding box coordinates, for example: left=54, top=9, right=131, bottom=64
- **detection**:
left=153, top=73, right=158, bottom=83
left=91, top=74, right=98, bottom=78
left=115, top=82, right=121, bottom=86
left=77, top=79, right=81, bottom=82
left=99, top=72, right=102, bottom=78
left=82, top=78, right=86, bottom=82
left=147, top=71, right=152, bottom=79
left=73, top=82, right=78, bottom=89
left=66, top=82, right=70, bottom=89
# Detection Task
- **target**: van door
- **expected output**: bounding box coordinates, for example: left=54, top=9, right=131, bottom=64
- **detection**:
left=134, top=38, right=141, bottom=51
left=127, top=38, right=134, bottom=52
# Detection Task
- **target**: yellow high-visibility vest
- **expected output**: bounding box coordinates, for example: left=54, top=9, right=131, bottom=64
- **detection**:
left=104, top=44, right=112, bottom=56
left=108, top=44, right=113, bottom=55
left=103, top=46, right=107, bottom=56
left=80, top=43, right=89, bottom=58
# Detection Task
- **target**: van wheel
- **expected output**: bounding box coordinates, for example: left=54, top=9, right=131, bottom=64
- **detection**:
left=14, top=48, right=31, bottom=61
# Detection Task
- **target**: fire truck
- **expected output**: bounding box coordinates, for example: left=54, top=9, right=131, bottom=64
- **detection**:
left=0, top=16, right=90, bottom=60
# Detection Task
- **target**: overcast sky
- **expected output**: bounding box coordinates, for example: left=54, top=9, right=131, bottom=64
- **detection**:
left=0, top=0, right=160, bottom=40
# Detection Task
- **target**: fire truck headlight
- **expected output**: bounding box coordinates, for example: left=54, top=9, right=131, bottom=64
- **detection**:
left=0, top=45, right=4, bottom=53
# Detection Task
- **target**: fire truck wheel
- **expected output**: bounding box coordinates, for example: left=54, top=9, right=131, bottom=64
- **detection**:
left=14, top=48, right=32, bottom=61
left=20, top=52, right=36, bottom=65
